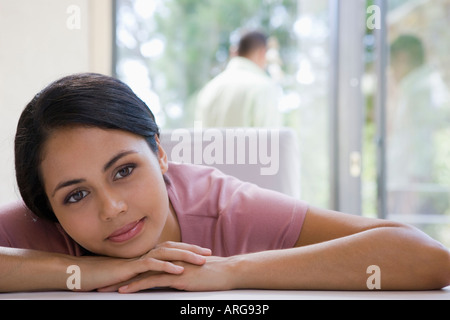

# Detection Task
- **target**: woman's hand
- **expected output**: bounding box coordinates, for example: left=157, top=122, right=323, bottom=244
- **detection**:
left=141, top=241, right=212, bottom=266
left=100, top=255, right=237, bottom=293
left=78, top=241, right=211, bottom=292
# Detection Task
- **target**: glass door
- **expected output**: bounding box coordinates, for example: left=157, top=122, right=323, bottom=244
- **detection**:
left=364, top=0, right=450, bottom=246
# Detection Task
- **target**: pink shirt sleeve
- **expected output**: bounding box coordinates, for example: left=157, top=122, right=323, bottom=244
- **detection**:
left=166, top=162, right=308, bottom=257
left=0, top=201, right=84, bottom=256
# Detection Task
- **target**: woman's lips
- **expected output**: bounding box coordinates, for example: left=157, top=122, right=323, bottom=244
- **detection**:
left=107, top=217, right=146, bottom=243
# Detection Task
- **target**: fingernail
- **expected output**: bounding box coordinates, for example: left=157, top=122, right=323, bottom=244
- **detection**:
left=118, top=285, right=129, bottom=293
left=174, top=265, right=184, bottom=273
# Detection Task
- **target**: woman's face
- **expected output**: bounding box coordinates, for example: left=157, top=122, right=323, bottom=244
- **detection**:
left=40, top=126, right=179, bottom=258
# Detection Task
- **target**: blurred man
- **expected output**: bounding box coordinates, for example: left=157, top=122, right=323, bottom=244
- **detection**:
left=196, top=31, right=282, bottom=127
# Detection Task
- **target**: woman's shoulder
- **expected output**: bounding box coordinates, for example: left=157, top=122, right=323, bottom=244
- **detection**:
left=164, top=162, right=308, bottom=256
left=165, top=162, right=235, bottom=214
left=165, top=162, right=247, bottom=207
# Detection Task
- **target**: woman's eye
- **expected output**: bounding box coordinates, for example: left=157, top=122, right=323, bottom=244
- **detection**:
left=65, top=190, right=89, bottom=204
left=114, top=165, right=135, bottom=180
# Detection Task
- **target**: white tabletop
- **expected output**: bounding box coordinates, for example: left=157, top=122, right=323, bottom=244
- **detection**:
left=1, top=286, right=449, bottom=300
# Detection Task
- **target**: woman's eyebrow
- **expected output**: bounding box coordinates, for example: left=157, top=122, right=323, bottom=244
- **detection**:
left=103, top=150, right=138, bottom=172
left=51, top=150, right=138, bottom=198
left=52, top=179, right=86, bottom=198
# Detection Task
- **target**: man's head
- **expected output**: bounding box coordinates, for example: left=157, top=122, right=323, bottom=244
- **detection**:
left=237, top=31, right=268, bottom=68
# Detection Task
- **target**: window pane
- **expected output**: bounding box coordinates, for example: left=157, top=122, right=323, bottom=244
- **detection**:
left=385, top=0, right=450, bottom=246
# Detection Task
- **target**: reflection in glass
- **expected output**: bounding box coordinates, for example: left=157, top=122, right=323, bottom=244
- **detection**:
left=363, top=0, right=450, bottom=246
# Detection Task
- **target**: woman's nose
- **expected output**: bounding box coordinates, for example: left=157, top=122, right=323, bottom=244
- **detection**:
left=98, top=188, right=128, bottom=221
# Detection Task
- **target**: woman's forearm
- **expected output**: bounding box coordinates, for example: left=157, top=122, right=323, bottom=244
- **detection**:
left=0, top=241, right=210, bottom=293
left=0, top=247, right=77, bottom=292
left=77, top=225, right=450, bottom=293
left=230, top=225, right=450, bottom=290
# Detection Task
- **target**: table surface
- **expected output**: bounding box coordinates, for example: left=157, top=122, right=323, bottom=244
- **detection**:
left=1, top=286, right=449, bottom=300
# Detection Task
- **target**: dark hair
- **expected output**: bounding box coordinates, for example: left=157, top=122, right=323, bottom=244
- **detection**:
left=390, top=34, right=425, bottom=68
left=237, top=31, right=268, bottom=57
left=14, top=73, right=160, bottom=221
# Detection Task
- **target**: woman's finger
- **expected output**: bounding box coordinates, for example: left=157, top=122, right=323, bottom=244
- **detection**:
left=118, top=273, right=175, bottom=294
left=143, top=246, right=208, bottom=266
left=97, top=258, right=183, bottom=292
left=134, top=257, right=185, bottom=275
left=156, top=241, right=212, bottom=256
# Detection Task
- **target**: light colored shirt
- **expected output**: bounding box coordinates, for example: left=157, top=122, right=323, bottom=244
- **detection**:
left=196, top=57, right=283, bottom=128
left=0, top=162, right=307, bottom=257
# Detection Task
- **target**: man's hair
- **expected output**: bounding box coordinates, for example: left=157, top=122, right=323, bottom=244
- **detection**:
left=237, top=31, right=268, bottom=57
left=391, top=34, right=425, bottom=68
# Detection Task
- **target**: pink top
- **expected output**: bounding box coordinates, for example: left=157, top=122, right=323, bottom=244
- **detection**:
left=0, top=163, right=308, bottom=257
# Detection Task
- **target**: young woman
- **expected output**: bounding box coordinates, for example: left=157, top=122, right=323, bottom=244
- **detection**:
left=0, top=73, right=448, bottom=293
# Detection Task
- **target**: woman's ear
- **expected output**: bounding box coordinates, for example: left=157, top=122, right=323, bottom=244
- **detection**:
left=154, top=135, right=169, bottom=174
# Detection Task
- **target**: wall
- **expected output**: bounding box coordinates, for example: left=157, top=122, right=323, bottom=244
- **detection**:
left=0, top=0, right=112, bottom=206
